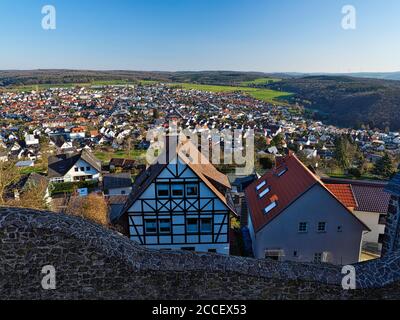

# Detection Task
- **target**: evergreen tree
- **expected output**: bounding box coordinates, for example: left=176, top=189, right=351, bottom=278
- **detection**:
left=373, top=153, right=394, bottom=178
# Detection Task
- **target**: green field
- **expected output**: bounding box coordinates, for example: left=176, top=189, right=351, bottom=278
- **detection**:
left=241, top=77, right=282, bottom=86
left=169, top=83, right=292, bottom=104
left=94, top=149, right=147, bottom=163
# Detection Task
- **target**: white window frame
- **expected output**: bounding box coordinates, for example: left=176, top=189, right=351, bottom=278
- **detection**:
left=144, top=219, right=157, bottom=234
left=157, top=184, right=170, bottom=198
left=171, top=184, right=184, bottom=197
left=186, top=218, right=199, bottom=234
left=159, top=219, right=172, bottom=234
left=200, top=218, right=213, bottom=234
left=186, top=184, right=198, bottom=197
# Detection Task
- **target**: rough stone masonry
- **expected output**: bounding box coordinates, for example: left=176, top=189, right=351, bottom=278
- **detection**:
left=1, top=206, right=400, bottom=300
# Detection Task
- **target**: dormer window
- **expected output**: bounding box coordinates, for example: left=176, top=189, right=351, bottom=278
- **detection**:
left=256, top=180, right=266, bottom=191
left=259, top=187, right=271, bottom=199
left=264, top=201, right=277, bottom=215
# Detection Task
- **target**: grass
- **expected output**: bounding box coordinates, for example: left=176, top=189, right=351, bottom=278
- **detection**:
left=241, top=77, right=281, bottom=86
left=169, top=83, right=292, bottom=104
left=94, top=149, right=147, bottom=163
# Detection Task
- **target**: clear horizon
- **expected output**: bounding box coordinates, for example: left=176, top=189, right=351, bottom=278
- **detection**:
left=1, top=0, right=400, bottom=73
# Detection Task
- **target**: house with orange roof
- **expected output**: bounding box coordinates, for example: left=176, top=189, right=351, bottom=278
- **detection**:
left=245, top=153, right=369, bottom=265
left=323, top=177, right=391, bottom=255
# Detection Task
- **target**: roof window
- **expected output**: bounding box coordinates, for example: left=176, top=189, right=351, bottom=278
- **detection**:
left=256, top=180, right=267, bottom=191
left=264, top=201, right=277, bottom=215
left=277, top=168, right=288, bottom=177
left=259, top=187, right=271, bottom=199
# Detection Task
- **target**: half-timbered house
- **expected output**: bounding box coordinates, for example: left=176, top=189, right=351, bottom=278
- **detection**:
left=118, top=138, right=236, bottom=255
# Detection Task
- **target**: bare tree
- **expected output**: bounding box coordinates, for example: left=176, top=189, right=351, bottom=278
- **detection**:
left=0, top=162, right=20, bottom=205
left=6, top=180, right=50, bottom=210
left=65, top=193, right=109, bottom=226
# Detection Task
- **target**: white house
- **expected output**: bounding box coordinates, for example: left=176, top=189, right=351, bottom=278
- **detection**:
left=48, top=150, right=102, bottom=183
left=351, top=182, right=390, bottom=254
left=118, top=137, right=236, bottom=255
left=25, top=134, right=39, bottom=146
left=245, top=154, right=369, bottom=265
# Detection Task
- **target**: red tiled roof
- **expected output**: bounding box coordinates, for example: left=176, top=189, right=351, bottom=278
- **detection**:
left=245, top=154, right=370, bottom=233
left=325, top=184, right=358, bottom=209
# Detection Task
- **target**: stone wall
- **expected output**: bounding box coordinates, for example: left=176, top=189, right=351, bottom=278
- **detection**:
left=1, top=207, right=400, bottom=300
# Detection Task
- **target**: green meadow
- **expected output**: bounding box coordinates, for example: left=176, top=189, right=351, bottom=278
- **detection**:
left=169, top=83, right=292, bottom=104
left=241, top=77, right=282, bottom=86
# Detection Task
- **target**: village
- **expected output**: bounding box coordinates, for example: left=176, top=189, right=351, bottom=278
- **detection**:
left=0, top=82, right=399, bottom=264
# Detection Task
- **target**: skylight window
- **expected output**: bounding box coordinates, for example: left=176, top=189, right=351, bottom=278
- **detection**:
left=259, top=187, right=271, bottom=199
left=277, top=168, right=288, bottom=177
left=264, top=201, right=277, bottom=215
left=256, top=180, right=267, bottom=191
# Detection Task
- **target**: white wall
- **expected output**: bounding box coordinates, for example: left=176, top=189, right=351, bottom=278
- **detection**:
left=353, top=210, right=385, bottom=251
left=250, top=184, right=366, bottom=265
left=108, top=187, right=132, bottom=196
left=63, top=159, right=100, bottom=182
left=128, top=158, right=230, bottom=255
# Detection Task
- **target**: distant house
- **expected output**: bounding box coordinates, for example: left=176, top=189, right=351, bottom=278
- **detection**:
left=25, top=134, right=39, bottom=146
left=245, top=154, right=369, bottom=265
left=109, top=158, right=138, bottom=171
left=16, top=160, right=35, bottom=168
left=117, top=138, right=236, bottom=255
left=324, top=178, right=391, bottom=255
left=48, top=150, right=102, bottom=183
left=103, top=173, right=132, bottom=196
left=6, top=173, right=51, bottom=205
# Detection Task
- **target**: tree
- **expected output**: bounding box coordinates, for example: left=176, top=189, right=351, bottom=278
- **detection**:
left=334, top=136, right=361, bottom=170
left=254, top=135, right=267, bottom=152
left=270, top=134, right=285, bottom=150
left=373, top=153, right=394, bottom=178
left=65, top=193, right=109, bottom=226
left=7, top=180, right=50, bottom=210
left=259, top=156, right=274, bottom=170
left=0, top=162, right=20, bottom=205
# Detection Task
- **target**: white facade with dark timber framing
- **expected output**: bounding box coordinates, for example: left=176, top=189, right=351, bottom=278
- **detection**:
left=120, top=138, right=235, bottom=255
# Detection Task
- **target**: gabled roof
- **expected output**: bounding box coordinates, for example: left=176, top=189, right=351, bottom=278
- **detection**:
left=103, top=173, right=132, bottom=190
left=322, top=177, right=391, bottom=214
left=48, top=150, right=101, bottom=178
left=325, top=184, right=358, bottom=209
left=121, top=138, right=235, bottom=215
left=245, top=153, right=370, bottom=233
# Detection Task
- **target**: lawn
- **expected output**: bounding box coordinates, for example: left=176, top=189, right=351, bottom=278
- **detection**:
left=169, top=83, right=292, bottom=104
left=94, top=149, right=147, bottom=163
left=241, top=77, right=282, bottom=86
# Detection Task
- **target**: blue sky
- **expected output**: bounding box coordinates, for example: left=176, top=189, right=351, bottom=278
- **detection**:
left=0, top=0, right=399, bottom=72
